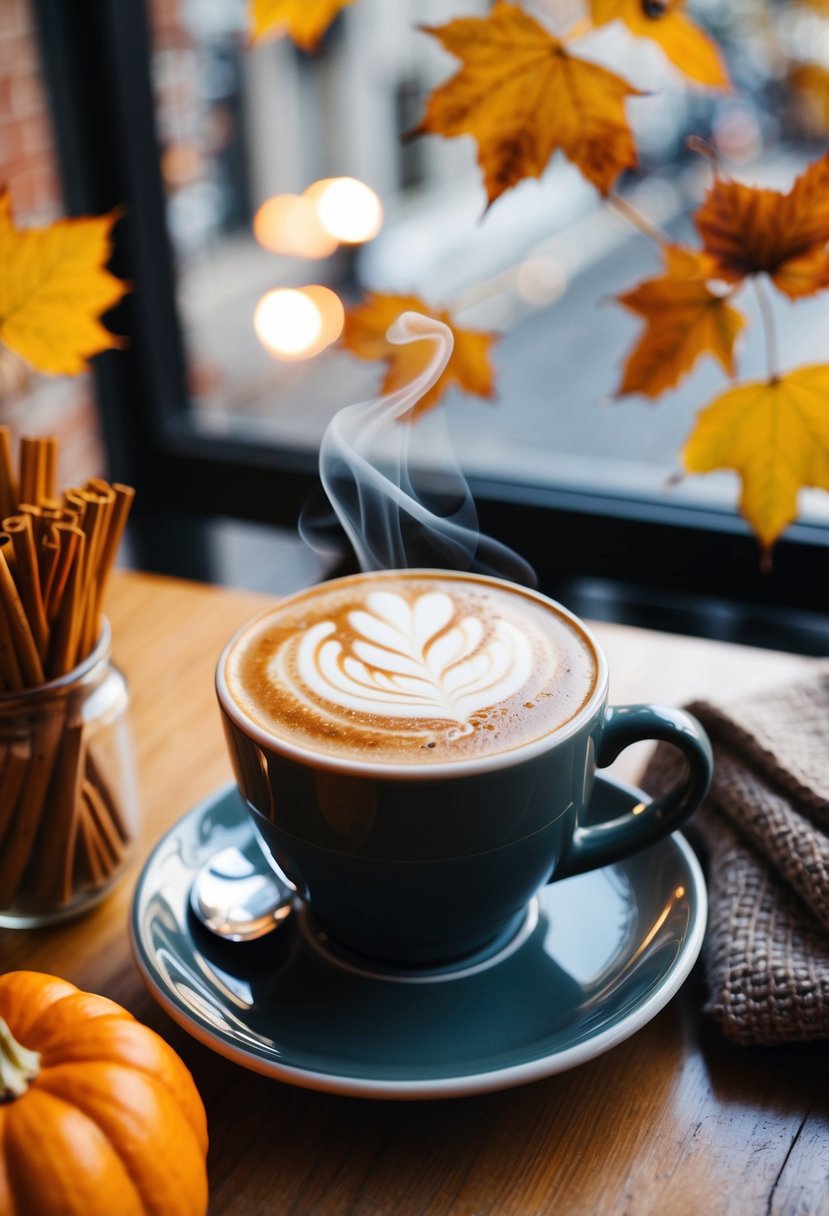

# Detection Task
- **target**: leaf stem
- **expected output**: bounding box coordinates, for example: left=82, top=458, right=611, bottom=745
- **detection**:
left=685, top=135, right=727, bottom=180
left=753, top=276, right=779, bottom=382
left=608, top=192, right=669, bottom=247
left=447, top=267, right=518, bottom=315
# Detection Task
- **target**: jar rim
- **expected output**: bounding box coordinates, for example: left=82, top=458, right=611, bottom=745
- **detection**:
left=0, top=617, right=112, bottom=704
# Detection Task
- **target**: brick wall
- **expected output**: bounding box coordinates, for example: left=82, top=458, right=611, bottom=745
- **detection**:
left=0, top=0, right=107, bottom=491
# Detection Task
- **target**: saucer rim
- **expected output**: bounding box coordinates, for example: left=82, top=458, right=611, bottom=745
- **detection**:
left=130, top=776, right=707, bottom=1101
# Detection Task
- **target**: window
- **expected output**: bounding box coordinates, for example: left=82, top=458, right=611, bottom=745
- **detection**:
left=31, top=0, right=829, bottom=651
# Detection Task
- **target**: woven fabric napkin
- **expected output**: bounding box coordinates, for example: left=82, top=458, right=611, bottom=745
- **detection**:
left=641, top=665, right=829, bottom=1046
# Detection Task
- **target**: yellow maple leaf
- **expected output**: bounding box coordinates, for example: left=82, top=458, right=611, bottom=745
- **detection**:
left=682, top=365, right=829, bottom=552
left=414, top=1, right=641, bottom=207
left=250, top=0, right=358, bottom=50
left=342, top=293, right=497, bottom=420
left=616, top=243, right=746, bottom=397
left=695, top=153, right=829, bottom=299
left=0, top=193, right=126, bottom=377
left=590, top=0, right=729, bottom=89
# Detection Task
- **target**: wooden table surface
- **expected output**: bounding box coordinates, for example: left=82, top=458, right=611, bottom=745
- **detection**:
left=2, top=569, right=827, bottom=1216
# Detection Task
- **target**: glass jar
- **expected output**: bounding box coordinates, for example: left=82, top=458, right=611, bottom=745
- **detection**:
left=0, top=620, right=138, bottom=928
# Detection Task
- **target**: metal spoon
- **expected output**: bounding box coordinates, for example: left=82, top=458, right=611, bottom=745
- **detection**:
left=190, top=846, right=294, bottom=942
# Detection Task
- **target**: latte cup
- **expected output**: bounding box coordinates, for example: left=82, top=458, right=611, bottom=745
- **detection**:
left=216, top=570, right=712, bottom=968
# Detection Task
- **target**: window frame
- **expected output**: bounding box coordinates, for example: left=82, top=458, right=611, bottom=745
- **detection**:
left=32, top=0, right=829, bottom=632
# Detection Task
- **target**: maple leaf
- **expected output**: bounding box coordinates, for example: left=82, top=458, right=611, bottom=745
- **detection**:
left=414, top=1, right=641, bottom=207
left=0, top=192, right=126, bottom=377
left=615, top=243, right=746, bottom=398
left=789, top=62, right=829, bottom=138
left=695, top=153, right=829, bottom=300
left=342, top=293, right=497, bottom=420
left=682, top=365, right=829, bottom=553
left=250, top=0, right=358, bottom=50
left=589, top=1, right=729, bottom=89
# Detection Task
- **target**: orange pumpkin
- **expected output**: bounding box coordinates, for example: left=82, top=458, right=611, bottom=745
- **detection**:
left=0, top=971, right=208, bottom=1216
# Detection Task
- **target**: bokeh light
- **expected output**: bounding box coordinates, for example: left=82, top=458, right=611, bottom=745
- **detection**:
left=253, top=194, right=338, bottom=258
left=253, top=286, right=344, bottom=361
left=302, top=285, right=345, bottom=347
left=254, top=289, right=323, bottom=360
left=516, top=256, right=567, bottom=307
left=161, top=144, right=202, bottom=188
left=306, top=176, right=383, bottom=244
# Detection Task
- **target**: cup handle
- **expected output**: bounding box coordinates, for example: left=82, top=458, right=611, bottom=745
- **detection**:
left=555, top=704, right=713, bottom=880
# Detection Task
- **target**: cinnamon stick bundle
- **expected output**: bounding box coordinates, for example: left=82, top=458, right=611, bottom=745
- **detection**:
left=0, top=428, right=135, bottom=916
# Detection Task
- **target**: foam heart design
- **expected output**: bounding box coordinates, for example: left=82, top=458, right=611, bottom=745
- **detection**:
left=290, top=589, right=535, bottom=725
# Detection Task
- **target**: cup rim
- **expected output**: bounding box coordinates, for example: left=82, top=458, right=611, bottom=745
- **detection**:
left=215, top=569, right=609, bottom=780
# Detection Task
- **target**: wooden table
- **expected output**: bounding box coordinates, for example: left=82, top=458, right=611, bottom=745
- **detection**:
left=2, top=570, right=827, bottom=1216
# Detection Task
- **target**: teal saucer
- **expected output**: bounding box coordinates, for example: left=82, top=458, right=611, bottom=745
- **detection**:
left=130, top=776, right=706, bottom=1100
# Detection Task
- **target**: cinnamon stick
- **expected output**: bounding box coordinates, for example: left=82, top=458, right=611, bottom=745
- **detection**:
left=91, top=483, right=134, bottom=628
left=31, top=717, right=85, bottom=904
left=77, top=486, right=112, bottom=656
left=45, top=523, right=83, bottom=625
left=18, top=438, right=44, bottom=507
left=74, top=801, right=102, bottom=888
left=85, top=747, right=131, bottom=845
left=0, top=590, right=24, bottom=691
left=0, top=741, right=29, bottom=854
left=0, top=428, right=17, bottom=520
left=63, top=488, right=87, bottom=524
left=3, top=514, right=49, bottom=660
left=0, top=707, right=63, bottom=906
left=0, top=537, right=44, bottom=686
left=42, top=437, right=58, bottom=502
left=77, top=798, right=107, bottom=888
left=84, top=779, right=125, bottom=870
left=48, top=529, right=86, bottom=675
left=39, top=525, right=62, bottom=612
left=59, top=801, right=82, bottom=905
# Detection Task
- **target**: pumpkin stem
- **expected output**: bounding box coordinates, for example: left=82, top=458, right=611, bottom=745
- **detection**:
left=0, top=1017, right=40, bottom=1101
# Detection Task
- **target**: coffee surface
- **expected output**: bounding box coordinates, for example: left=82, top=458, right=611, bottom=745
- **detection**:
left=225, top=572, right=598, bottom=764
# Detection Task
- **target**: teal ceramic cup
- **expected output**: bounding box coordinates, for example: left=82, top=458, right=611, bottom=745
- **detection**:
left=216, top=574, right=712, bottom=969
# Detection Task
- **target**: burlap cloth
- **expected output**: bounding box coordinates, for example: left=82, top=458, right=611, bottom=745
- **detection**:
left=641, top=665, right=829, bottom=1046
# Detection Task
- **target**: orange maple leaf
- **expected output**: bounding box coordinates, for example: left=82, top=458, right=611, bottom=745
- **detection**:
left=250, top=0, right=358, bottom=50
left=0, top=192, right=126, bottom=377
left=589, top=1, right=729, bottom=89
left=413, top=2, right=641, bottom=207
left=694, top=153, right=829, bottom=299
left=682, top=365, right=829, bottom=553
left=615, top=244, right=746, bottom=398
left=788, top=62, right=829, bottom=138
left=342, top=293, right=497, bottom=420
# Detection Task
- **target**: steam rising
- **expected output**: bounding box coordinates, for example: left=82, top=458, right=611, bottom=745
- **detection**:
left=301, top=311, right=535, bottom=586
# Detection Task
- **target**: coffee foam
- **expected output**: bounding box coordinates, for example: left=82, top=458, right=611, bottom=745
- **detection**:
left=225, top=573, right=598, bottom=765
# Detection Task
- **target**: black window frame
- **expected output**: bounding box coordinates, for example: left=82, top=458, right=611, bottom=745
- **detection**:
left=32, top=0, right=829, bottom=646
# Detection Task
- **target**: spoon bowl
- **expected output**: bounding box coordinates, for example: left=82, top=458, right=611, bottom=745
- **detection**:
left=189, top=845, right=294, bottom=942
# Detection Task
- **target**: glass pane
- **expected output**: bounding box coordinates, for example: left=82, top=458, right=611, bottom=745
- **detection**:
left=148, top=0, right=829, bottom=529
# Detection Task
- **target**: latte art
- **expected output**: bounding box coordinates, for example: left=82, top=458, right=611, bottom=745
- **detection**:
left=225, top=571, right=599, bottom=765
left=282, top=590, right=537, bottom=727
